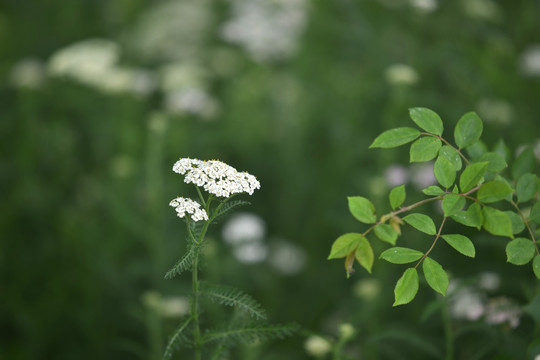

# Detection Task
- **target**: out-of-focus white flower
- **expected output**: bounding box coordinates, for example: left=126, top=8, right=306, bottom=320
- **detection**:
left=10, top=58, right=46, bottom=89
left=159, top=296, right=190, bottom=318
left=520, top=45, right=540, bottom=77
left=534, top=354, right=540, bottom=360
left=159, top=62, right=218, bottom=118
left=462, top=0, right=501, bottom=22
left=478, top=272, right=500, bottom=292
left=449, top=286, right=485, bottom=321
left=384, top=164, right=409, bottom=187
left=353, top=278, right=380, bottom=301
left=47, top=38, right=157, bottom=96
left=221, top=213, right=267, bottom=264
left=169, top=197, right=208, bottom=221
left=164, top=89, right=219, bottom=118
left=484, top=296, right=521, bottom=328
left=385, top=64, right=419, bottom=86
left=128, top=0, right=212, bottom=62
left=410, top=162, right=437, bottom=190
left=477, top=98, right=514, bottom=125
left=267, top=239, right=306, bottom=275
left=48, top=38, right=120, bottom=81
left=141, top=291, right=190, bottom=318
left=339, top=323, right=355, bottom=340
left=232, top=242, right=268, bottom=263
left=222, top=213, right=266, bottom=246
left=173, top=158, right=261, bottom=198
left=304, top=335, right=332, bottom=358
left=410, top=0, right=437, bottom=14
left=221, top=0, right=307, bottom=63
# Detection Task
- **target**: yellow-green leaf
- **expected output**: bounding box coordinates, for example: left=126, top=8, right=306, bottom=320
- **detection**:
left=393, top=268, right=419, bottom=306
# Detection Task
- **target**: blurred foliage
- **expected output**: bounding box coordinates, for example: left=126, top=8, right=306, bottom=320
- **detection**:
left=1, top=0, right=540, bottom=359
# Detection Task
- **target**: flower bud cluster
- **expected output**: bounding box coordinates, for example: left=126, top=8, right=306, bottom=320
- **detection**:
left=169, top=197, right=208, bottom=222
left=173, top=158, right=261, bottom=197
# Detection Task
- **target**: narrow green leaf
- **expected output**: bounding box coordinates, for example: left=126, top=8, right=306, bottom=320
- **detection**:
left=165, top=245, right=195, bottom=279
left=442, top=234, right=475, bottom=257
left=439, top=145, right=462, bottom=171
left=163, top=317, right=192, bottom=360
left=516, top=173, right=540, bottom=203
left=505, top=211, right=525, bottom=235
left=530, top=202, right=540, bottom=223
left=459, top=162, right=488, bottom=192
left=403, top=213, right=437, bottom=235
left=370, top=127, right=421, bottom=149
left=328, top=233, right=362, bottom=259
left=199, top=282, right=267, bottom=319
left=454, top=112, right=483, bottom=149
left=202, top=324, right=298, bottom=345
left=482, top=206, right=513, bottom=238
left=506, top=238, right=535, bottom=265
left=389, top=185, right=406, bottom=210
left=477, top=180, right=514, bottom=203
left=393, top=268, right=419, bottom=306
left=511, top=148, right=536, bottom=180
left=422, top=185, right=445, bottom=196
left=380, top=247, right=424, bottom=264
left=409, top=107, right=443, bottom=136
left=451, top=202, right=483, bottom=229
left=355, top=237, right=374, bottom=274
left=533, top=255, right=540, bottom=280
left=442, top=194, right=465, bottom=217
left=422, top=257, right=448, bottom=296
left=374, top=223, right=399, bottom=245
left=434, top=155, right=456, bottom=189
left=478, top=152, right=507, bottom=172
left=410, top=137, right=442, bottom=163
left=348, top=196, right=376, bottom=224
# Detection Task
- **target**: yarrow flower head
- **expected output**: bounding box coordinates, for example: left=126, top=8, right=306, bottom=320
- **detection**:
left=173, top=158, right=261, bottom=198
left=169, top=197, right=208, bottom=222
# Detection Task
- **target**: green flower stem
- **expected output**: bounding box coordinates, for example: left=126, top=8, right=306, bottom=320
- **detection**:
left=192, top=245, right=202, bottom=360
left=414, top=216, right=447, bottom=269
left=188, top=193, right=231, bottom=360
left=442, top=297, right=454, bottom=360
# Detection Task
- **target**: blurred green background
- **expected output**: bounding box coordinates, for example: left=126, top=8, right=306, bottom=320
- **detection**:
left=2, top=0, right=540, bottom=359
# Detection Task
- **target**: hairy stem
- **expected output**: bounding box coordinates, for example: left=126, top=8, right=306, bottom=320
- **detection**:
left=191, top=247, right=202, bottom=360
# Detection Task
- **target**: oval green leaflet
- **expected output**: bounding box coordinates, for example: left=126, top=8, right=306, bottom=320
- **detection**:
left=409, top=107, right=443, bottom=136
left=369, top=127, right=421, bottom=149
left=348, top=196, right=376, bottom=224
left=380, top=247, right=423, bottom=264
left=393, top=268, right=419, bottom=306
left=506, top=237, right=535, bottom=265
left=403, top=213, right=437, bottom=235
left=422, top=257, right=448, bottom=296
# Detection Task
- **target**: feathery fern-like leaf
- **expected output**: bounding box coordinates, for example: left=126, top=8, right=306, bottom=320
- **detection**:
left=165, top=245, right=195, bottom=279
left=202, top=323, right=298, bottom=346
left=213, top=200, right=251, bottom=223
left=162, top=317, right=191, bottom=360
left=200, top=282, right=267, bottom=320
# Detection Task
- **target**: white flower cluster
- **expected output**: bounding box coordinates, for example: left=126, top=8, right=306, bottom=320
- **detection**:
left=173, top=158, right=261, bottom=197
left=169, top=197, right=208, bottom=222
